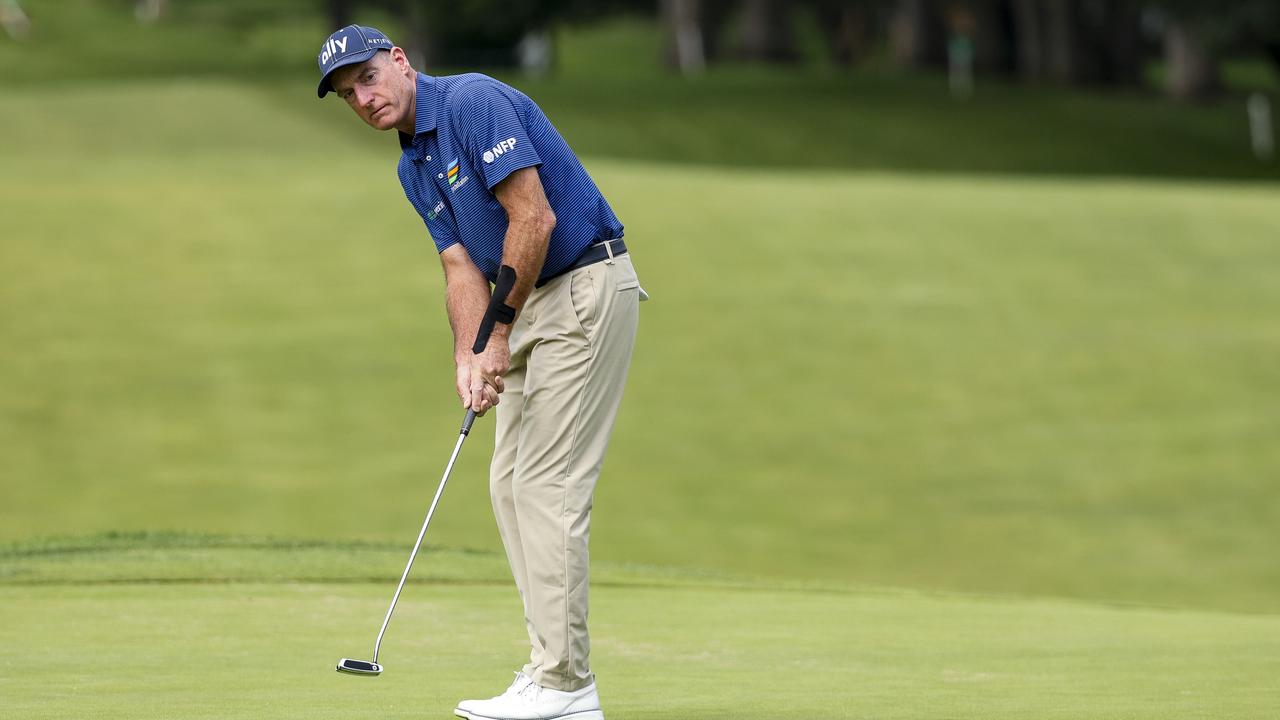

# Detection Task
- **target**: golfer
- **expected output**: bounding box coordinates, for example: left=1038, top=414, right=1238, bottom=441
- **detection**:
left=317, top=25, right=641, bottom=720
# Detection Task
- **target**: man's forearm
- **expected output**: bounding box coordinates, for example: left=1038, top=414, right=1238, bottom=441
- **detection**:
left=492, top=218, right=552, bottom=337
left=439, top=243, right=505, bottom=414
left=444, top=256, right=491, bottom=361
left=492, top=167, right=557, bottom=333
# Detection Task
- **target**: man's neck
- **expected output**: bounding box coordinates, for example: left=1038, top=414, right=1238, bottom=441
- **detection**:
left=395, top=75, right=417, bottom=136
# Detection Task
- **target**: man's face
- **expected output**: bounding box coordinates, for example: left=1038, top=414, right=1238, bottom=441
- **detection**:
left=331, top=49, right=413, bottom=131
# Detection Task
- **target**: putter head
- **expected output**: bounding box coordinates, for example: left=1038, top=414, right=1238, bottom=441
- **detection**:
left=336, top=658, right=382, bottom=676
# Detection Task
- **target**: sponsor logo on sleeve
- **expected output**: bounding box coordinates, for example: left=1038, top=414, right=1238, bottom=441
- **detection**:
left=483, top=137, right=518, bottom=164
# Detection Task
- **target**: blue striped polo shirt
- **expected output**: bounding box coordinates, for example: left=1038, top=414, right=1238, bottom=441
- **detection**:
left=397, top=73, right=623, bottom=283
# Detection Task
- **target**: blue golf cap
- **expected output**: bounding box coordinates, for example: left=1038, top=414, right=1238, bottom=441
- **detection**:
left=316, top=25, right=395, bottom=98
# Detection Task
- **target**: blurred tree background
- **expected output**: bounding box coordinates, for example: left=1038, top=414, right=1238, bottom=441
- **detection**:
left=4, top=0, right=1278, bottom=178
left=4, top=0, right=1279, bottom=99
left=307, top=0, right=1280, bottom=101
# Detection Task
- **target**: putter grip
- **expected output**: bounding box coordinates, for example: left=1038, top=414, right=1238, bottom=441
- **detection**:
left=463, top=269, right=513, bottom=433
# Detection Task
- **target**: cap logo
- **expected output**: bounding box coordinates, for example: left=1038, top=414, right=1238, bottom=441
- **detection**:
left=316, top=25, right=393, bottom=97
left=319, top=35, right=350, bottom=65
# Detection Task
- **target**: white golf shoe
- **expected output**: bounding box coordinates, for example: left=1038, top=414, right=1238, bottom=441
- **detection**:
left=454, top=673, right=604, bottom=720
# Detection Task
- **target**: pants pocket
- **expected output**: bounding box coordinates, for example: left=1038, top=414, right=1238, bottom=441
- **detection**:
left=614, top=255, right=640, bottom=291
left=569, top=267, right=598, bottom=340
left=614, top=255, right=649, bottom=301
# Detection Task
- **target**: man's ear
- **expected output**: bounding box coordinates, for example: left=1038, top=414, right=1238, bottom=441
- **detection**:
left=391, top=47, right=412, bottom=76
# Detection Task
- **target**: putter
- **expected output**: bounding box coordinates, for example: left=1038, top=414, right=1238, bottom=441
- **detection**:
left=336, top=407, right=478, bottom=676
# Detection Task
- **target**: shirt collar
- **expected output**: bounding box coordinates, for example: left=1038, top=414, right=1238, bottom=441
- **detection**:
left=399, top=73, right=442, bottom=152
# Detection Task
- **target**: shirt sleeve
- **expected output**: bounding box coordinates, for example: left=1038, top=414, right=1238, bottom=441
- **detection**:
left=450, top=80, right=542, bottom=190
left=422, top=213, right=459, bottom=254
left=399, top=157, right=459, bottom=254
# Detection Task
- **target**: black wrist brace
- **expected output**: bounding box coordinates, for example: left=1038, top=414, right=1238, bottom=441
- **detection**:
left=472, top=265, right=518, bottom=354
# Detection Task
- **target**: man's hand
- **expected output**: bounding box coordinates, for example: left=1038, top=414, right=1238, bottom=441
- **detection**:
left=456, top=334, right=510, bottom=415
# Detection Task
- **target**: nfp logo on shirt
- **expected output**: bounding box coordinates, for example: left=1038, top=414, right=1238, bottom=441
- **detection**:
left=483, top=138, right=519, bottom=164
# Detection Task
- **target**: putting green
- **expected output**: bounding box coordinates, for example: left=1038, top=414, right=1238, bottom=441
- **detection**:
left=2, top=537, right=1277, bottom=719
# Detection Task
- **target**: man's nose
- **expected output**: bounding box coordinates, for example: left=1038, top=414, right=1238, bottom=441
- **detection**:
left=355, top=86, right=375, bottom=108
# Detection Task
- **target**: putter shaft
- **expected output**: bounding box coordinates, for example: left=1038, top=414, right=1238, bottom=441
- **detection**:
left=372, top=409, right=476, bottom=664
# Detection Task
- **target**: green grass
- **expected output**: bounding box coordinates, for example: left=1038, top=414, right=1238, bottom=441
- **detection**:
left=2, top=535, right=1278, bottom=719
left=4, top=8, right=1279, bottom=714
left=2, top=80, right=1279, bottom=615
left=3, top=31, right=1280, bottom=717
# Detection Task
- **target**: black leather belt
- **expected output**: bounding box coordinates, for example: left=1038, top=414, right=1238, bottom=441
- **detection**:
left=535, top=238, right=627, bottom=288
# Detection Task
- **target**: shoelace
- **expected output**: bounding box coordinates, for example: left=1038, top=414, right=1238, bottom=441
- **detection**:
left=516, top=680, right=542, bottom=702
left=506, top=672, right=535, bottom=697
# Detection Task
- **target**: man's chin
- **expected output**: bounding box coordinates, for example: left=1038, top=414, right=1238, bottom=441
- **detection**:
left=366, top=113, right=399, bottom=131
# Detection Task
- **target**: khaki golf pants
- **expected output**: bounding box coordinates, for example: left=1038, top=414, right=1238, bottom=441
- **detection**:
left=490, top=250, right=640, bottom=692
